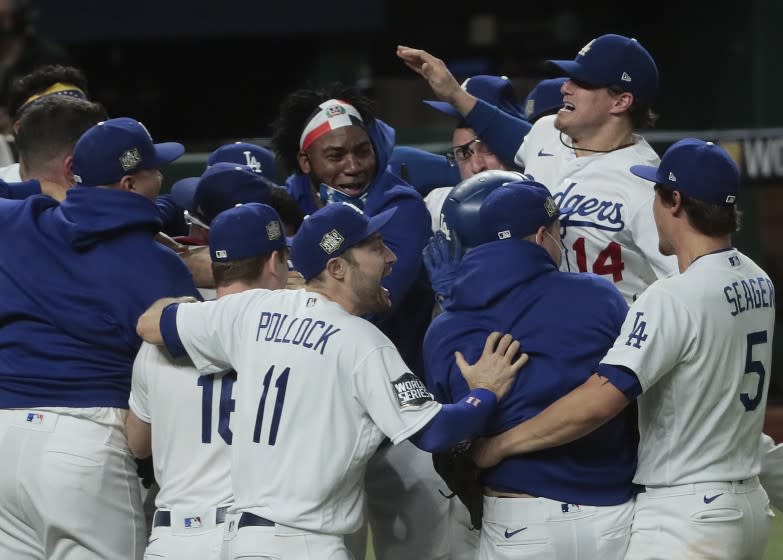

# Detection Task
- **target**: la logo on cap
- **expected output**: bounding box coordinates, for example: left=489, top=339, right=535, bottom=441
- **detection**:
left=320, top=229, right=345, bottom=254
left=578, top=39, right=595, bottom=57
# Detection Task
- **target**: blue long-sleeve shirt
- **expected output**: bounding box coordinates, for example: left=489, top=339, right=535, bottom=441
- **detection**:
left=0, top=187, right=200, bottom=409
left=424, top=240, right=638, bottom=506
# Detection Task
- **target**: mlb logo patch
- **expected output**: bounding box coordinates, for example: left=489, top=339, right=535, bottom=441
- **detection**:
left=215, top=249, right=228, bottom=259
left=466, top=396, right=481, bottom=407
left=306, top=297, right=317, bottom=307
left=26, top=412, right=44, bottom=424
left=497, top=230, right=511, bottom=240
left=561, top=503, right=581, bottom=514
left=184, top=516, right=202, bottom=529
left=729, top=255, right=740, bottom=267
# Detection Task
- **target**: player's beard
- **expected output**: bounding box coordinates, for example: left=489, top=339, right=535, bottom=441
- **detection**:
left=349, top=265, right=392, bottom=315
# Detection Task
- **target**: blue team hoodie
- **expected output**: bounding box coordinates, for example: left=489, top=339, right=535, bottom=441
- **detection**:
left=424, top=240, right=638, bottom=505
left=287, top=119, right=433, bottom=375
left=0, top=187, right=200, bottom=409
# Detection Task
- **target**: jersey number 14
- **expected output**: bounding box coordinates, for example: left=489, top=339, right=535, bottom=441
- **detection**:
left=572, top=238, right=625, bottom=282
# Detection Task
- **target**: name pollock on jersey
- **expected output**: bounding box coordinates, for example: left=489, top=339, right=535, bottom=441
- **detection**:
left=392, top=372, right=433, bottom=409
left=256, top=311, right=341, bottom=355
left=723, top=276, right=776, bottom=317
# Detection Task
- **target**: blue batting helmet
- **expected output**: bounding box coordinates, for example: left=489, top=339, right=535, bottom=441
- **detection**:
left=439, top=169, right=529, bottom=249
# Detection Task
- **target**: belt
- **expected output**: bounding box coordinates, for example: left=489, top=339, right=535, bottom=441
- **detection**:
left=153, top=505, right=229, bottom=528
left=237, top=512, right=275, bottom=529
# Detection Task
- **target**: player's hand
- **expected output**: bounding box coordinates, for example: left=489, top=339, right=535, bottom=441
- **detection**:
left=422, top=231, right=461, bottom=302
left=470, top=436, right=505, bottom=469
left=286, top=269, right=306, bottom=290
left=396, top=45, right=463, bottom=106
left=455, top=332, right=527, bottom=400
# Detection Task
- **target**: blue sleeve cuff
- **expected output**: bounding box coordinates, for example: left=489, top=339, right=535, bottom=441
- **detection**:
left=596, top=363, right=643, bottom=400
left=410, top=388, right=498, bottom=453
left=160, top=303, right=186, bottom=358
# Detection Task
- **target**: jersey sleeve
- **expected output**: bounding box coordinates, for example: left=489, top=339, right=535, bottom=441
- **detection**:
left=627, top=189, right=678, bottom=280
left=128, top=343, right=154, bottom=423
left=600, top=283, right=696, bottom=393
left=175, top=292, right=258, bottom=374
left=353, top=344, right=442, bottom=445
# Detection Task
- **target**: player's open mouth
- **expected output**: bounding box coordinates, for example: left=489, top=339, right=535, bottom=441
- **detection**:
left=560, top=102, right=575, bottom=113
left=336, top=183, right=366, bottom=196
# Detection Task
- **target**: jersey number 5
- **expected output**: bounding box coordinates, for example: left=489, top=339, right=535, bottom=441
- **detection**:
left=572, top=238, right=625, bottom=282
left=741, top=330, right=768, bottom=412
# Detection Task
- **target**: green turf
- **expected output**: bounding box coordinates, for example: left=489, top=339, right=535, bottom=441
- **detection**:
left=363, top=509, right=782, bottom=559
left=764, top=507, right=783, bottom=559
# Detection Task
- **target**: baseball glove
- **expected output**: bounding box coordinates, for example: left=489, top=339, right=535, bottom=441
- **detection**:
left=432, top=441, right=484, bottom=530
left=136, top=456, right=156, bottom=489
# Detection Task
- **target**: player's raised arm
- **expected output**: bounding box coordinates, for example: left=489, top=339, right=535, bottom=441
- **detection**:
left=396, top=45, right=477, bottom=118
left=471, top=372, right=630, bottom=468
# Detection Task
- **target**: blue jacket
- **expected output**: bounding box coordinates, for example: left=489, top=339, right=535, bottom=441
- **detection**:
left=287, top=119, right=433, bottom=376
left=0, top=187, right=200, bottom=409
left=424, top=240, right=637, bottom=505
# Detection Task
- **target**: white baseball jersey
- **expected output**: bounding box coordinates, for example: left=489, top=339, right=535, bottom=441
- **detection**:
left=516, top=115, right=677, bottom=303
left=0, top=162, right=21, bottom=182
left=601, top=248, right=775, bottom=486
left=172, top=289, right=441, bottom=535
left=129, top=343, right=233, bottom=511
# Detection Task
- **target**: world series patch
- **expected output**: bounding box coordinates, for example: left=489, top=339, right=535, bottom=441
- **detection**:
left=391, top=372, right=433, bottom=408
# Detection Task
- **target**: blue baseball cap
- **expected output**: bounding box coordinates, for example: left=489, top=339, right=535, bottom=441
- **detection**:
left=424, top=75, right=525, bottom=121
left=72, top=117, right=184, bottom=186
left=630, top=138, right=740, bottom=205
left=208, top=142, right=277, bottom=183
left=524, top=78, right=567, bottom=123
left=209, top=203, right=289, bottom=262
left=480, top=180, right=573, bottom=241
left=548, top=34, right=658, bottom=102
left=291, top=202, right=397, bottom=281
left=171, top=162, right=272, bottom=225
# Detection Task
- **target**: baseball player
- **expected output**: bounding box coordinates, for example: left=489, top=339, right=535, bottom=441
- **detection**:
left=472, top=139, right=775, bottom=559
left=398, top=34, right=678, bottom=304
left=424, top=179, right=636, bottom=559
left=0, top=117, right=199, bottom=560
left=136, top=202, right=527, bottom=560
left=271, top=85, right=444, bottom=559
left=127, top=203, right=290, bottom=560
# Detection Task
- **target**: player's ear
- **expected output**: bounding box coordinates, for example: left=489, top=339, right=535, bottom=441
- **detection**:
left=534, top=225, right=547, bottom=247
left=325, top=256, right=347, bottom=280
left=610, top=91, right=633, bottom=114
left=118, top=174, right=135, bottom=192
left=671, top=190, right=684, bottom=214
left=297, top=150, right=311, bottom=174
